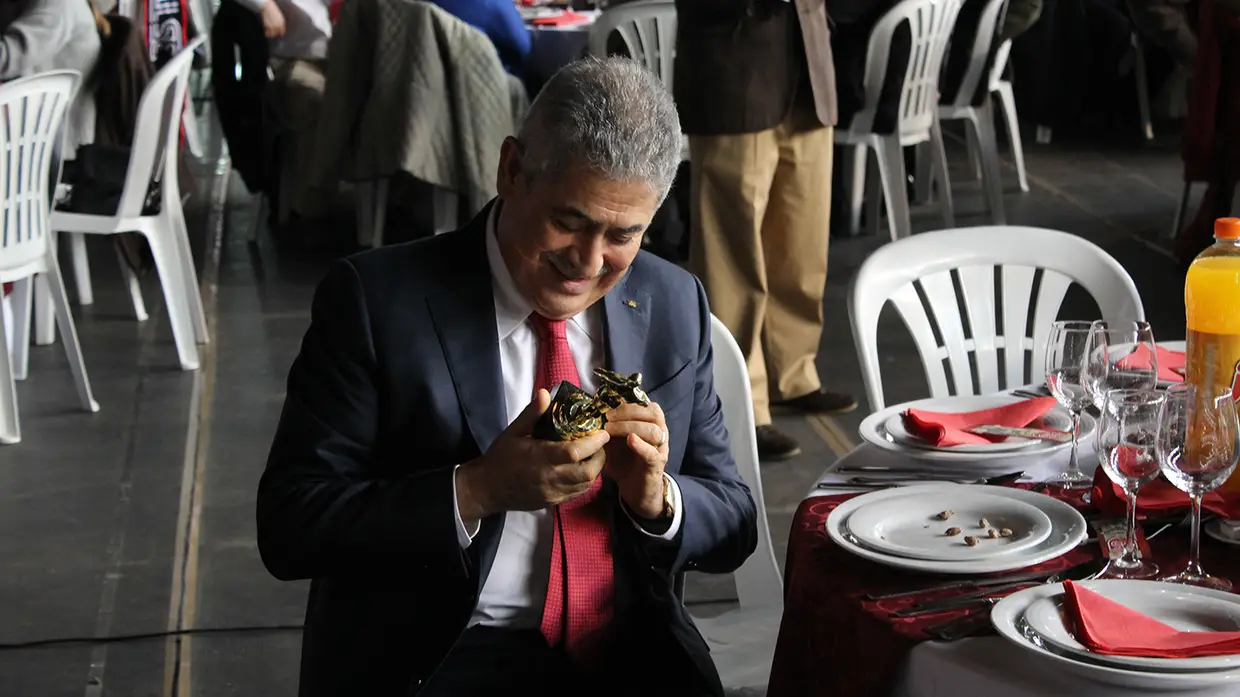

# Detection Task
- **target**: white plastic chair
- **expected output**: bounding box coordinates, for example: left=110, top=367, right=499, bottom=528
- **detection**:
left=0, top=71, right=100, bottom=444
left=934, top=0, right=1008, bottom=224
left=688, top=314, right=783, bottom=692
left=48, top=38, right=208, bottom=371
left=987, top=40, right=1030, bottom=193
left=848, top=226, right=1145, bottom=412
left=838, top=0, right=964, bottom=241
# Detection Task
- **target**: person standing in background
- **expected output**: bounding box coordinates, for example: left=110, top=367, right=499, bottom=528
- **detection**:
left=236, top=0, right=333, bottom=225
left=0, top=0, right=103, bottom=160
left=673, top=0, right=856, bottom=461
left=426, top=0, right=531, bottom=76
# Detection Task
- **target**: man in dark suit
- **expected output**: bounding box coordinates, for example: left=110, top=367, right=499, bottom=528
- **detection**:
left=674, top=0, right=856, bottom=461
left=257, top=56, right=758, bottom=697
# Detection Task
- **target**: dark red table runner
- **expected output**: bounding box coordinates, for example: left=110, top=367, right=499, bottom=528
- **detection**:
left=766, top=488, right=1240, bottom=697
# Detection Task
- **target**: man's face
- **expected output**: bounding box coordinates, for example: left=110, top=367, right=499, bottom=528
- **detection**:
left=494, top=137, right=662, bottom=320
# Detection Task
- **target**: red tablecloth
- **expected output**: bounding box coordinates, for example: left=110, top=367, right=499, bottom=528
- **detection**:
left=766, top=487, right=1240, bottom=697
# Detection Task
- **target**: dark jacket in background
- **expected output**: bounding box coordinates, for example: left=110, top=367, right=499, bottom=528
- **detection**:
left=830, top=0, right=909, bottom=134
left=672, top=0, right=837, bottom=135
left=91, top=14, right=153, bottom=148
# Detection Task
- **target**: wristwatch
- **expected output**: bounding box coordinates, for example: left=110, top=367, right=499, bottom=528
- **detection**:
left=657, top=474, right=675, bottom=519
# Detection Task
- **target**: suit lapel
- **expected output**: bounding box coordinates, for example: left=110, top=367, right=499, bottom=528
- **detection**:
left=601, top=270, right=651, bottom=378
left=424, top=205, right=507, bottom=590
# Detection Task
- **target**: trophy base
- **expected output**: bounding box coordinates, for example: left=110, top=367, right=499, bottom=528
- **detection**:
left=533, top=381, right=591, bottom=441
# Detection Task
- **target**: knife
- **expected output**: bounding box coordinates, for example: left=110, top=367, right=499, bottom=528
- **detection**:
left=865, top=566, right=1060, bottom=601
left=966, top=425, right=1072, bottom=443
left=888, top=581, right=1036, bottom=617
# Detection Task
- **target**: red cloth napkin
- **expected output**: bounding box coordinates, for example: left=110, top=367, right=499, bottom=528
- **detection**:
left=1115, top=344, right=1186, bottom=383
left=1063, top=580, right=1240, bottom=658
left=530, top=10, right=591, bottom=25
left=1089, top=466, right=1240, bottom=519
left=902, top=396, right=1059, bottom=447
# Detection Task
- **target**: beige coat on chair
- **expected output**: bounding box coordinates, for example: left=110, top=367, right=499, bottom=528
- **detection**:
left=304, top=0, right=520, bottom=216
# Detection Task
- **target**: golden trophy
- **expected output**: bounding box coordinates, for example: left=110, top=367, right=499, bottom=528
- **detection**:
left=532, top=368, right=650, bottom=441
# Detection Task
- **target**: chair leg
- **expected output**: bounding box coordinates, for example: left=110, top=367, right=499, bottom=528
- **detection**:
left=848, top=144, right=867, bottom=236
left=0, top=288, right=19, bottom=444
left=372, top=179, right=389, bottom=248
left=913, top=140, right=934, bottom=205
left=929, top=118, right=955, bottom=228
left=10, top=277, right=31, bottom=381
left=1170, top=181, right=1192, bottom=240
left=970, top=100, right=1008, bottom=225
left=1132, top=33, right=1154, bottom=141
left=70, top=232, right=93, bottom=306
left=34, top=274, right=54, bottom=346
left=994, top=82, right=1029, bottom=193
left=249, top=193, right=267, bottom=244
left=45, top=257, right=99, bottom=413
left=874, top=136, right=912, bottom=241
left=964, top=121, right=983, bottom=182
left=146, top=232, right=200, bottom=371
left=169, top=206, right=209, bottom=343
left=115, top=243, right=149, bottom=321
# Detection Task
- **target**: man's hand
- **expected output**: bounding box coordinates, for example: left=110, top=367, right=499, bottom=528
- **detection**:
left=603, top=401, right=669, bottom=519
left=260, top=0, right=287, bottom=39
left=456, top=390, right=610, bottom=530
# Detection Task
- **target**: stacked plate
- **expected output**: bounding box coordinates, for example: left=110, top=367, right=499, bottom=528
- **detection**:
left=825, top=484, right=1087, bottom=574
left=993, top=580, right=1240, bottom=690
left=859, top=394, right=1098, bottom=473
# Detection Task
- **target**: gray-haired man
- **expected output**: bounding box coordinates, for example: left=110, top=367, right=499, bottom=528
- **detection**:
left=258, top=57, right=757, bottom=697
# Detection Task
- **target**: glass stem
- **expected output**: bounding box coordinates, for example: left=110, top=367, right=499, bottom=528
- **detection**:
left=1067, top=411, right=1082, bottom=478
left=1187, top=489, right=1205, bottom=577
left=1121, top=488, right=1140, bottom=566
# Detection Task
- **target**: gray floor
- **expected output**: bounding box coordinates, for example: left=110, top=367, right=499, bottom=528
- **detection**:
left=0, top=108, right=1194, bottom=696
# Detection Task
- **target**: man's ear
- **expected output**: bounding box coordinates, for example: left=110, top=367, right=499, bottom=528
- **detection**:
left=496, top=136, right=524, bottom=199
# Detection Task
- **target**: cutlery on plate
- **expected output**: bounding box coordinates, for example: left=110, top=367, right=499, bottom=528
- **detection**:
left=966, top=425, right=1072, bottom=443
left=865, top=561, right=1089, bottom=601
left=1011, top=388, right=1050, bottom=399
left=925, top=611, right=995, bottom=641
left=818, top=470, right=1026, bottom=490
left=888, top=561, right=1104, bottom=618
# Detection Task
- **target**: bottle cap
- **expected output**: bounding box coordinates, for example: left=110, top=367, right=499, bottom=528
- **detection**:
left=1215, top=218, right=1240, bottom=239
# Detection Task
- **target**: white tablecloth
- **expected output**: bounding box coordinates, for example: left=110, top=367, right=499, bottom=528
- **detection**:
left=809, top=366, right=1235, bottom=697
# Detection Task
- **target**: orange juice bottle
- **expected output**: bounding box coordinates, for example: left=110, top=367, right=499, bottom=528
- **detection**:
left=1186, top=218, right=1240, bottom=492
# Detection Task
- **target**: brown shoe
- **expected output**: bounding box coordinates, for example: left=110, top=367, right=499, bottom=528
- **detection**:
left=756, top=425, right=801, bottom=461
left=775, top=390, right=859, bottom=415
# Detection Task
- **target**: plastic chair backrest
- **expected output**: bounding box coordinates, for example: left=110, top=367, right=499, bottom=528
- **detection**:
left=115, top=37, right=205, bottom=220
left=587, top=0, right=677, bottom=89
left=943, top=0, right=1008, bottom=110
left=853, top=0, right=964, bottom=138
left=988, top=38, right=1012, bottom=90
left=709, top=314, right=782, bottom=611
left=848, top=226, right=1145, bottom=411
left=0, top=71, right=79, bottom=277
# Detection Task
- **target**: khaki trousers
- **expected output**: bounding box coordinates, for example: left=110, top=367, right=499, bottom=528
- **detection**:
left=689, top=114, right=833, bottom=427
left=270, top=57, right=328, bottom=222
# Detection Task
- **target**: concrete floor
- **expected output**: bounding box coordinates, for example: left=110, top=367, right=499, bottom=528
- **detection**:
left=0, top=104, right=1194, bottom=696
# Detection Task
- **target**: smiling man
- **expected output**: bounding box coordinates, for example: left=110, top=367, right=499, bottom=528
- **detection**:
left=257, top=57, right=757, bottom=697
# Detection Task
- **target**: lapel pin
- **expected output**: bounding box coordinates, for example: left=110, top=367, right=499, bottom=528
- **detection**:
left=624, top=299, right=639, bottom=309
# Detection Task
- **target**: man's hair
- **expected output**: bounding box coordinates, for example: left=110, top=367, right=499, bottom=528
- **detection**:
left=516, top=56, right=682, bottom=201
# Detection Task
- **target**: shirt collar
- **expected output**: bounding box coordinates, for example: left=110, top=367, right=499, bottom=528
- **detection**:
left=485, top=203, right=597, bottom=342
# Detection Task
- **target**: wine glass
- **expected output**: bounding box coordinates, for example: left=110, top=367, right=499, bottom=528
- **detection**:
left=1094, top=389, right=1166, bottom=579
left=1157, top=383, right=1240, bottom=590
left=1081, top=320, right=1159, bottom=410
left=1044, top=321, right=1095, bottom=489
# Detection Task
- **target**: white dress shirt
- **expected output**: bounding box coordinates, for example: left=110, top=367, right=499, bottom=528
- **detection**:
left=236, top=0, right=334, bottom=60
left=452, top=206, right=684, bottom=630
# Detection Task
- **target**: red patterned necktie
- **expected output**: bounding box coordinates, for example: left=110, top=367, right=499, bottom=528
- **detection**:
left=529, top=314, right=614, bottom=665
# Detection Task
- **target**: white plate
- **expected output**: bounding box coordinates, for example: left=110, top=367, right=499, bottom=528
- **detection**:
left=1024, top=586, right=1240, bottom=673
left=846, top=489, right=1053, bottom=561
left=992, top=581, right=1240, bottom=691
left=1207, top=519, right=1240, bottom=547
left=885, top=406, right=1071, bottom=453
left=825, top=484, right=1087, bottom=574
left=859, top=394, right=1097, bottom=466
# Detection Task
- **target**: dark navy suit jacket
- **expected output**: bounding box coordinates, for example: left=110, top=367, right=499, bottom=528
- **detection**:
left=257, top=202, right=758, bottom=697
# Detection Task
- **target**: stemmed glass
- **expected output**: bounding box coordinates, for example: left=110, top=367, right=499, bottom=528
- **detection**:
left=1157, top=383, right=1240, bottom=590
left=1094, top=389, right=1166, bottom=579
left=1081, top=320, right=1160, bottom=407
left=1044, top=321, right=1096, bottom=489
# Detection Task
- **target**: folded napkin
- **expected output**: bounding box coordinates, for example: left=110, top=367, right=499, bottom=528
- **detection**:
left=1063, top=581, right=1240, bottom=658
left=902, top=397, right=1059, bottom=447
left=1089, top=466, right=1240, bottom=519
left=530, top=10, right=591, bottom=25
left=1114, top=344, right=1186, bottom=384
